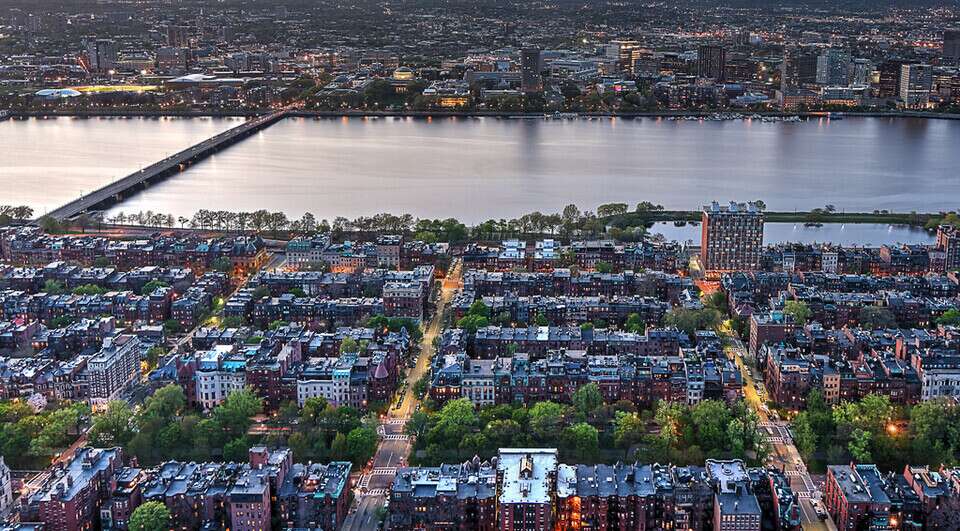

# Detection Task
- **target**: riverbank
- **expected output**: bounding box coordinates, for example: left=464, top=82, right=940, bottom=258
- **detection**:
left=7, top=108, right=960, bottom=121
left=606, top=210, right=937, bottom=228
left=8, top=109, right=262, bottom=118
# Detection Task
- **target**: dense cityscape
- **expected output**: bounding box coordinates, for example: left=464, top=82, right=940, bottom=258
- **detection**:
left=0, top=0, right=959, bottom=114
left=2, top=1, right=960, bottom=531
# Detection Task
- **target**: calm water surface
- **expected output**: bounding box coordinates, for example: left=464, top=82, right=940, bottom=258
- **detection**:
left=102, top=116, right=960, bottom=224
left=6, top=115, right=959, bottom=233
left=650, top=222, right=934, bottom=246
left=1, top=116, right=239, bottom=214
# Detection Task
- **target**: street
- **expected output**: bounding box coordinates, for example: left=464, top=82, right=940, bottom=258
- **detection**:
left=730, top=339, right=837, bottom=531
left=340, top=259, right=462, bottom=531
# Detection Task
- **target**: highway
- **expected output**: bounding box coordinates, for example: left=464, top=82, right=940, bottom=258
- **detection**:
left=341, top=259, right=462, bottom=531
left=730, top=339, right=837, bottom=531
left=42, top=109, right=287, bottom=221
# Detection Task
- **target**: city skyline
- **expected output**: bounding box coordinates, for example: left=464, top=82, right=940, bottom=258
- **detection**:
left=2, top=1, right=960, bottom=530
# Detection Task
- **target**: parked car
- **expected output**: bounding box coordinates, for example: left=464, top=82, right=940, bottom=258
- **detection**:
left=811, top=500, right=828, bottom=520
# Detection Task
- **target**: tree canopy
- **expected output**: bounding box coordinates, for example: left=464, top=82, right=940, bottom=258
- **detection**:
left=129, top=501, right=172, bottom=531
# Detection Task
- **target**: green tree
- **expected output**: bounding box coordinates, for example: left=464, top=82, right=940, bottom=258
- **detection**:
left=529, top=401, right=565, bottom=442
left=129, top=501, right=172, bottom=531
left=849, top=429, right=873, bottom=462
left=484, top=419, right=523, bottom=448
left=596, top=203, right=629, bottom=217
left=613, top=411, right=645, bottom=450
left=88, top=401, right=134, bottom=447
left=783, top=300, right=812, bottom=326
left=405, top=411, right=431, bottom=438
left=145, top=346, right=166, bottom=368
left=624, top=313, right=645, bottom=334
left=936, top=308, right=960, bottom=327
left=595, top=261, right=613, bottom=274
left=572, top=383, right=603, bottom=421
left=223, top=437, right=250, bottom=462
left=562, top=423, right=600, bottom=461
left=459, top=432, right=489, bottom=457
left=703, top=292, right=728, bottom=313
left=221, top=316, right=244, bottom=328
left=143, top=384, right=187, bottom=419
left=467, top=300, right=490, bottom=318
left=792, top=411, right=818, bottom=461
left=162, top=319, right=182, bottom=335
left=664, top=308, right=722, bottom=337
left=212, top=388, right=262, bottom=440
left=691, top=400, right=732, bottom=453
left=251, top=286, right=271, bottom=300
left=908, top=399, right=958, bottom=466
left=211, top=257, right=232, bottom=272
left=330, top=432, right=349, bottom=461
left=340, top=337, right=360, bottom=354
left=456, top=314, right=490, bottom=334
left=43, top=279, right=65, bottom=295
left=140, top=280, right=169, bottom=295
left=654, top=401, right=687, bottom=448
left=72, top=284, right=108, bottom=295
left=346, top=426, right=378, bottom=465
left=48, top=315, right=75, bottom=329
left=39, top=215, right=62, bottom=234
left=858, top=306, right=897, bottom=329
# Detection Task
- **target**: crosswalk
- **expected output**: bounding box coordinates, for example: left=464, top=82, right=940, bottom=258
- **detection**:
left=361, top=488, right=387, bottom=497
left=385, top=417, right=409, bottom=425
left=357, top=467, right=400, bottom=494
left=381, top=434, right=409, bottom=441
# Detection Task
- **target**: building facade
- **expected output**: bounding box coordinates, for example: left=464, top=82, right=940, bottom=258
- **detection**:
left=701, top=202, right=764, bottom=275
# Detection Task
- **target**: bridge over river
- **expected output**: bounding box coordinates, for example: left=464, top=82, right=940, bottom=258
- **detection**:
left=41, top=109, right=289, bottom=221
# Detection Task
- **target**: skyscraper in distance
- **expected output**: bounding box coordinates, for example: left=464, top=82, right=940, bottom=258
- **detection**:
left=943, top=29, right=960, bottom=63
left=899, top=63, right=933, bottom=107
left=606, top=40, right=641, bottom=74
left=877, top=59, right=910, bottom=98
left=85, top=38, right=118, bottom=72
left=697, top=44, right=727, bottom=81
left=781, top=45, right=819, bottom=91
left=520, top=47, right=543, bottom=93
left=816, top=48, right=851, bottom=85
left=166, top=25, right=190, bottom=47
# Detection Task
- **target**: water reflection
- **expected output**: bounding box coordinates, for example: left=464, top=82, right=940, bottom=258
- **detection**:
left=651, top=222, right=934, bottom=246
left=5, top=115, right=956, bottom=224
left=2, top=116, right=239, bottom=214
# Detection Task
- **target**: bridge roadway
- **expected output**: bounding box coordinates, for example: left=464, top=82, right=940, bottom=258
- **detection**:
left=43, top=109, right=289, bottom=221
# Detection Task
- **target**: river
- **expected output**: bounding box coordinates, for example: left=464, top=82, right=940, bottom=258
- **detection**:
left=649, top=222, right=934, bottom=246
left=3, top=115, right=958, bottom=242
left=1, top=116, right=240, bottom=215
